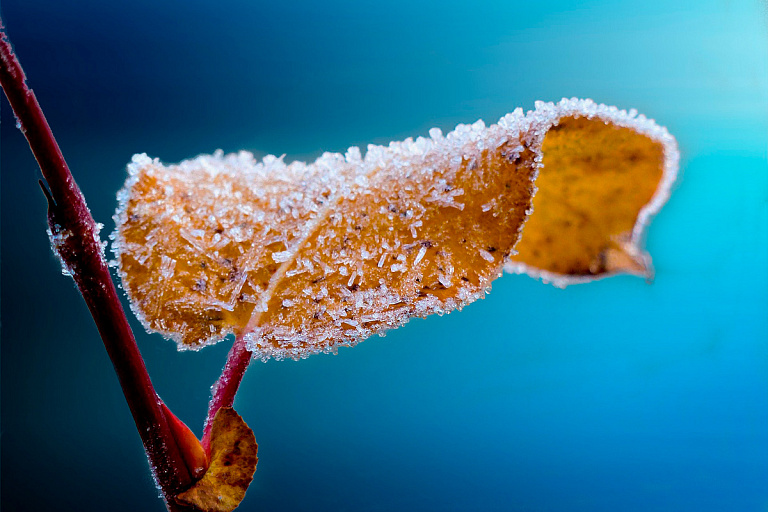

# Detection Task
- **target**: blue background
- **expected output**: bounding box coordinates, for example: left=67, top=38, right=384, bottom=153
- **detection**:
left=2, top=1, right=766, bottom=511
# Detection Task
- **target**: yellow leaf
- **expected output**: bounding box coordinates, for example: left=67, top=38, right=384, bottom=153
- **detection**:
left=112, top=99, right=678, bottom=358
left=175, top=407, right=257, bottom=512
left=506, top=100, right=679, bottom=286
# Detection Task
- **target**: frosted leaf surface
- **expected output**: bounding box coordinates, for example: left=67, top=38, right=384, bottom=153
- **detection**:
left=113, top=98, right=678, bottom=359
left=113, top=112, right=537, bottom=358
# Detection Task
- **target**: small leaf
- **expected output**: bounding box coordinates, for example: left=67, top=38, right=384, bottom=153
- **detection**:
left=507, top=100, right=679, bottom=286
left=175, top=407, right=257, bottom=512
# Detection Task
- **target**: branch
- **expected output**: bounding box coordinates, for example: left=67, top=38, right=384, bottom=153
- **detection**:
left=0, top=20, right=195, bottom=509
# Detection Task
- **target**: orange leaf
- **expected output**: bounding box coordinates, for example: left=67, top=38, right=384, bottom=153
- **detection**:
left=112, top=99, right=678, bottom=358
left=161, top=403, right=209, bottom=480
left=114, top=111, right=538, bottom=358
left=506, top=100, right=679, bottom=286
left=175, top=407, right=257, bottom=512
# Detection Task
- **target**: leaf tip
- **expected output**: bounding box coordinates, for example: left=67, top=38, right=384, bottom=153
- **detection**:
left=600, top=241, right=652, bottom=279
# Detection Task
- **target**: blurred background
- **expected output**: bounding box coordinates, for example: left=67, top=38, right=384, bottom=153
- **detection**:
left=2, top=1, right=766, bottom=510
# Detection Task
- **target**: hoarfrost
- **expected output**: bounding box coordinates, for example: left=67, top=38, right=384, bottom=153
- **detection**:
left=413, top=246, right=427, bottom=265
left=47, top=226, right=74, bottom=277
left=479, top=249, right=495, bottom=262
left=159, top=255, right=176, bottom=279
left=272, top=250, right=292, bottom=263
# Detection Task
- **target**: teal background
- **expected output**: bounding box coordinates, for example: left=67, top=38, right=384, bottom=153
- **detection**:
left=2, top=1, right=766, bottom=511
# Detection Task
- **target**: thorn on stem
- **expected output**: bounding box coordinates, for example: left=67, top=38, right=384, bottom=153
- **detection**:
left=38, top=178, right=56, bottom=209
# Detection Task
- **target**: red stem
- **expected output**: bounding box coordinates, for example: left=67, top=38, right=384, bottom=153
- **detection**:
left=0, top=21, right=194, bottom=509
left=202, top=334, right=253, bottom=452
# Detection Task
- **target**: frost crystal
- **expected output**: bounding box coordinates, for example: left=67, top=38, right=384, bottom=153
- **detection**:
left=479, top=249, right=495, bottom=263
left=414, top=246, right=427, bottom=265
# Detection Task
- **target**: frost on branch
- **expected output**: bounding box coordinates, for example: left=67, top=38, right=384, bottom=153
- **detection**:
left=112, top=98, right=678, bottom=360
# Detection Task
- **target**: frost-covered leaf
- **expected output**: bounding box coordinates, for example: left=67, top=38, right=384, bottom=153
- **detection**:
left=175, top=407, right=257, bottom=512
left=113, top=110, right=538, bottom=359
left=112, top=98, right=678, bottom=359
left=506, top=100, right=679, bottom=286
